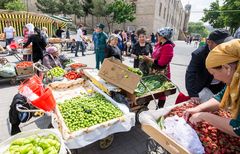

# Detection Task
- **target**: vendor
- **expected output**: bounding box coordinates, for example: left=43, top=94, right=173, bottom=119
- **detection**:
left=143, top=27, right=174, bottom=108
left=42, top=46, right=62, bottom=69
left=184, top=39, right=240, bottom=137
left=105, top=34, right=122, bottom=61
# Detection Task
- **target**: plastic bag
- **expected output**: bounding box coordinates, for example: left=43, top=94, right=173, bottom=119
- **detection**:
left=163, top=116, right=204, bottom=154
left=0, top=63, right=16, bottom=78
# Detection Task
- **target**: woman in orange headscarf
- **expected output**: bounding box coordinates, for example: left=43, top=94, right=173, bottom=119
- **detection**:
left=184, top=39, right=240, bottom=137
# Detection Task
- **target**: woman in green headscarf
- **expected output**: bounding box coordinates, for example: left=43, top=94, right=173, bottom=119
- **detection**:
left=184, top=39, right=240, bottom=137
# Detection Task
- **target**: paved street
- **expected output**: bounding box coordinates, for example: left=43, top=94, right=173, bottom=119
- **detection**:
left=0, top=41, right=196, bottom=153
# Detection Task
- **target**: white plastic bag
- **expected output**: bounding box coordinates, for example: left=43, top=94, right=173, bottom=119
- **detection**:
left=163, top=116, right=204, bottom=154
left=0, top=63, right=16, bottom=78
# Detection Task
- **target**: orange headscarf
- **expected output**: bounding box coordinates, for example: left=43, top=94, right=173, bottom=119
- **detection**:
left=206, top=39, right=240, bottom=119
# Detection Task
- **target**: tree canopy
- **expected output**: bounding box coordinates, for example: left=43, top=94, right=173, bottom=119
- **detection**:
left=188, top=22, right=209, bottom=37
left=202, top=0, right=240, bottom=33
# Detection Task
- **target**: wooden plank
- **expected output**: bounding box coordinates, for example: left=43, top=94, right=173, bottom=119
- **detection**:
left=142, top=124, right=190, bottom=154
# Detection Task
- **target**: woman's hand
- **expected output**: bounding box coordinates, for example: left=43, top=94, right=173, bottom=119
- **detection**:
left=183, top=106, right=202, bottom=121
left=143, top=55, right=154, bottom=63
left=189, top=112, right=205, bottom=125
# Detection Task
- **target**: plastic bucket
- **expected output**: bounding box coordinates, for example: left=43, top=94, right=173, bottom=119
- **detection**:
left=31, top=88, right=56, bottom=111
left=18, top=75, right=44, bottom=96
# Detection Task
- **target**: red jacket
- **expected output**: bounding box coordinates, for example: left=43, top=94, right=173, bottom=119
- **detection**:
left=152, top=41, right=174, bottom=79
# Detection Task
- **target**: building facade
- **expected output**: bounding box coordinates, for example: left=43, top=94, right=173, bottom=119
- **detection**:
left=22, top=0, right=190, bottom=40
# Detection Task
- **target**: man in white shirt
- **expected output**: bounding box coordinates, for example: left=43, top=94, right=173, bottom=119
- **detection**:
left=75, top=24, right=86, bottom=57
left=4, top=21, right=15, bottom=47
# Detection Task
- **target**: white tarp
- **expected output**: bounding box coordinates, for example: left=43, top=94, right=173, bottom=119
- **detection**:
left=52, top=81, right=135, bottom=149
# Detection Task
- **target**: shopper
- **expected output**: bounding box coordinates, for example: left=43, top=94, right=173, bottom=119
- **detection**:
left=185, top=29, right=233, bottom=104
left=55, top=27, right=64, bottom=38
left=4, top=21, right=15, bottom=47
left=131, top=28, right=153, bottom=75
left=184, top=39, right=240, bottom=137
left=92, top=23, right=108, bottom=69
left=150, top=32, right=156, bottom=45
left=105, top=34, right=122, bottom=61
left=143, top=27, right=174, bottom=108
left=41, top=27, right=48, bottom=43
left=23, top=27, right=47, bottom=63
left=75, top=24, right=86, bottom=57
left=42, top=46, right=62, bottom=69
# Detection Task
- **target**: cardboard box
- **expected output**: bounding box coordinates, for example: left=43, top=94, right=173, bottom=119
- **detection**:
left=83, top=69, right=120, bottom=95
left=98, top=58, right=141, bottom=94
left=16, top=66, right=34, bottom=75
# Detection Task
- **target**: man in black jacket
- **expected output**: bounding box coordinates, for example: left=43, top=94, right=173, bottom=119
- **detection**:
left=185, top=29, right=233, bottom=103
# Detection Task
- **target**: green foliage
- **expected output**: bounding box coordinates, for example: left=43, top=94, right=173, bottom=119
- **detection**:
left=202, top=0, right=240, bottom=33
left=92, top=0, right=109, bottom=17
left=0, top=0, right=13, bottom=9
left=202, top=0, right=224, bottom=28
left=222, top=0, right=240, bottom=33
left=5, top=0, right=26, bottom=11
left=82, top=0, right=94, bottom=16
left=188, top=22, right=209, bottom=37
left=107, top=0, right=136, bottom=24
left=36, top=0, right=59, bottom=14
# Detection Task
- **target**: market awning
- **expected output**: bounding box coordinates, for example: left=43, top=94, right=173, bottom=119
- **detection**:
left=0, top=10, right=68, bottom=36
left=49, top=15, right=72, bottom=23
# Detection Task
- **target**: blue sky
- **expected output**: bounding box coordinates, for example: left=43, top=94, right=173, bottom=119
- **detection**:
left=181, top=0, right=224, bottom=22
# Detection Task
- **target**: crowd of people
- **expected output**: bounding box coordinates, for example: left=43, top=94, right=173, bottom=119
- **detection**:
left=2, top=20, right=240, bottom=138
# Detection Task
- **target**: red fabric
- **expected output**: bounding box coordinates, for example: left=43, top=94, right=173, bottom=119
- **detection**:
left=152, top=42, right=174, bottom=79
left=175, top=93, right=190, bottom=104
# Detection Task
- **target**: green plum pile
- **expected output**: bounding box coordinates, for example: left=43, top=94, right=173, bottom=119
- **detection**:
left=135, top=75, right=175, bottom=97
left=47, top=67, right=65, bottom=77
left=127, top=67, right=143, bottom=77
left=58, top=93, right=123, bottom=132
left=4, top=134, right=60, bottom=154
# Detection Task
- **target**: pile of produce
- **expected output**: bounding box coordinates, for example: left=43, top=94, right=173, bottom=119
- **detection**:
left=70, top=63, right=87, bottom=70
left=135, top=75, right=175, bottom=97
left=58, top=93, right=123, bottom=132
left=4, top=134, right=60, bottom=154
left=166, top=103, right=240, bottom=154
left=127, top=67, right=143, bottom=77
left=62, top=59, right=74, bottom=68
left=47, top=67, right=65, bottom=77
left=16, top=61, right=33, bottom=68
left=64, top=71, right=84, bottom=80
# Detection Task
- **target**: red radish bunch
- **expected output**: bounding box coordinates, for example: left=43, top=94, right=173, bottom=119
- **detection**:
left=166, top=103, right=240, bottom=154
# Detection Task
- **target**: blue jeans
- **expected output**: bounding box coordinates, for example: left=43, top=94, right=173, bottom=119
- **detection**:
left=75, top=41, right=86, bottom=56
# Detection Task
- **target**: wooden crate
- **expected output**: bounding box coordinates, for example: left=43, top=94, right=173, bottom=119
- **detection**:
left=16, top=66, right=33, bottom=75
left=142, top=124, right=190, bottom=154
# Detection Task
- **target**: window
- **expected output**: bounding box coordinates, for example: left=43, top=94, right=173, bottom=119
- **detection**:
left=159, top=2, right=162, bottom=16
left=163, top=7, right=166, bottom=19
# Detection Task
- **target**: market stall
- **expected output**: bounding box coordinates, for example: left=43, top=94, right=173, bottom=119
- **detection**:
left=139, top=102, right=240, bottom=154
left=0, top=58, right=34, bottom=84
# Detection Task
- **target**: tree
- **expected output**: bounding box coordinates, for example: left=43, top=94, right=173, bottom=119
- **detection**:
left=91, top=0, right=136, bottom=32
left=202, top=0, right=240, bottom=33
left=0, top=0, right=13, bottom=9
left=5, top=0, right=26, bottom=11
left=188, top=22, right=209, bottom=37
left=222, top=0, right=240, bottom=33
left=202, top=0, right=224, bottom=28
left=82, top=0, right=94, bottom=16
left=36, top=0, right=59, bottom=15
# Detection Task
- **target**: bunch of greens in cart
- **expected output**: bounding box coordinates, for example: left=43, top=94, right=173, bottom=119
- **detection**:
left=58, top=93, right=123, bottom=132
left=135, top=75, right=175, bottom=97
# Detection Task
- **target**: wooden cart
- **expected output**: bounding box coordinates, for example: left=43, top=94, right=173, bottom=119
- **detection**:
left=142, top=124, right=190, bottom=154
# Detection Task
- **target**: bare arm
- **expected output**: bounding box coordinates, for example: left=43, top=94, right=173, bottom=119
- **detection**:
left=190, top=112, right=237, bottom=137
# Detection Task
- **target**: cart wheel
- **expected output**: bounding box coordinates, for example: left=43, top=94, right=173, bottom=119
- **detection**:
left=147, top=138, right=169, bottom=154
left=136, top=106, right=148, bottom=123
left=99, top=135, right=114, bottom=149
